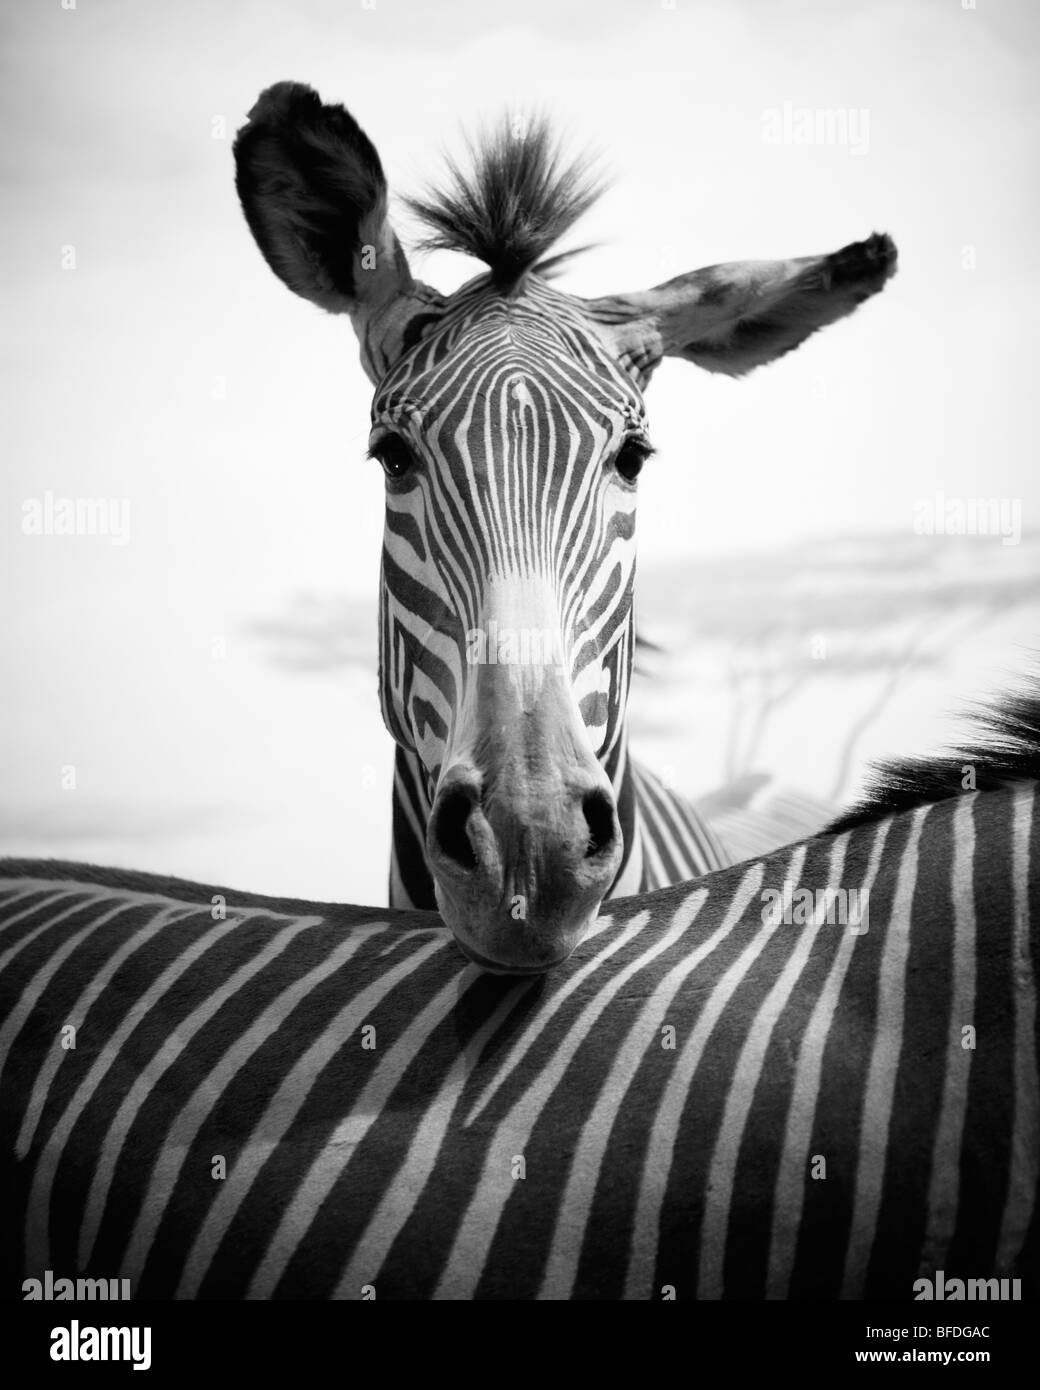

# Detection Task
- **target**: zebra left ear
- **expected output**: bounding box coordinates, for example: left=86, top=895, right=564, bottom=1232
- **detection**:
left=584, top=233, right=897, bottom=383
left=234, top=83, right=448, bottom=383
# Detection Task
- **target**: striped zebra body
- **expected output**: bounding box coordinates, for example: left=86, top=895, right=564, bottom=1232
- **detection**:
left=2, top=779, right=1036, bottom=1299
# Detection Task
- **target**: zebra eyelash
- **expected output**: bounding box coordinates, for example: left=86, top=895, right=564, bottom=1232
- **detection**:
left=626, top=438, right=656, bottom=457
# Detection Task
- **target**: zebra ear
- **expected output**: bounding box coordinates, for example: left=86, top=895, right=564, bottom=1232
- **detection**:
left=234, top=83, right=446, bottom=381
left=585, top=233, right=897, bottom=382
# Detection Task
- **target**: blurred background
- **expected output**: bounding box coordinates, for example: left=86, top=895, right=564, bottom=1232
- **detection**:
left=3, top=0, right=1038, bottom=900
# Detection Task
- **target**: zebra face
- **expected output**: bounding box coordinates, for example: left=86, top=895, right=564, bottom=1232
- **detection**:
left=370, top=279, right=647, bottom=969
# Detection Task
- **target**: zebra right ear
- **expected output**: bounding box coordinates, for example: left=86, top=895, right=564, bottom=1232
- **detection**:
left=584, top=233, right=897, bottom=384
left=234, top=83, right=446, bottom=381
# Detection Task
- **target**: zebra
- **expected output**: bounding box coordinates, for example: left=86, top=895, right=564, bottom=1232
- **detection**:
left=2, top=686, right=1036, bottom=1299
left=232, top=83, right=897, bottom=972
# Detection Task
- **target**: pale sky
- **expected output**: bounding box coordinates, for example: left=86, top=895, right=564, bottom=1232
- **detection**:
left=3, top=0, right=1038, bottom=898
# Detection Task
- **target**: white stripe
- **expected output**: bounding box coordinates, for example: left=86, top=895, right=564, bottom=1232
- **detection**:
left=434, top=899, right=706, bottom=1298
left=0, top=889, right=92, bottom=964
left=241, top=945, right=475, bottom=1299
left=464, top=910, right=650, bottom=1126
left=919, top=793, right=977, bottom=1273
left=1, top=896, right=140, bottom=1094
left=78, top=913, right=326, bottom=1266
left=698, top=834, right=851, bottom=1297
left=996, top=783, right=1039, bottom=1271
left=177, top=933, right=450, bottom=1297
left=636, top=769, right=698, bottom=883
left=393, top=761, right=430, bottom=864
left=639, top=818, right=671, bottom=892
left=622, top=849, right=803, bottom=1299
left=0, top=883, right=64, bottom=920
left=331, top=981, right=531, bottom=1297
left=118, top=924, right=405, bottom=1283
left=388, top=850, right=415, bottom=909
left=14, top=900, right=175, bottom=1157
left=839, top=803, right=929, bottom=1297
left=538, top=877, right=757, bottom=1298
left=765, top=817, right=891, bottom=1297
left=611, top=818, right=644, bottom=898
left=23, top=905, right=232, bottom=1273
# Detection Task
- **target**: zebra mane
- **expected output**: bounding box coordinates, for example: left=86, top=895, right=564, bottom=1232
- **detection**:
left=404, top=116, right=604, bottom=287
left=828, top=679, right=1040, bottom=832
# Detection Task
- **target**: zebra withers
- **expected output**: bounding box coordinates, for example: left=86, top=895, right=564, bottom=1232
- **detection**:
left=1, top=688, right=1036, bottom=1299
left=233, top=84, right=897, bottom=972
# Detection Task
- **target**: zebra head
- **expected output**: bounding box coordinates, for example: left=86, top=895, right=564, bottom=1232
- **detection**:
left=234, top=82, right=897, bottom=973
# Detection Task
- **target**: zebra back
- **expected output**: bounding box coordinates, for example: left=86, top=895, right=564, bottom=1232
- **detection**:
left=1, top=781, right=1037, bottom=1299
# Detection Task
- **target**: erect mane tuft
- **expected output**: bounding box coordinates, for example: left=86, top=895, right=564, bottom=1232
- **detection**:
left=403, top=116, right=605, bottom=287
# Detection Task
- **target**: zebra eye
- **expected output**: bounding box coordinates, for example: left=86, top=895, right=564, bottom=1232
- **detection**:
left=370, top=433, right=417, bottom=481
left=614, top=438, right=651, bottom=484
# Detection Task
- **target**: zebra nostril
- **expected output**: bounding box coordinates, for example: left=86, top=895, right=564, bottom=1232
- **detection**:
left=431, top=787, right=479, bottom=871
left=583, top=789, right=617, bottom=858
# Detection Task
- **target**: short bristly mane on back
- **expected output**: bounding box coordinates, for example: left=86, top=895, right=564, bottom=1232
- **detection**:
left=403, top=116, right=605, bottom=288
left=828, top=679, right=1040, bottom=831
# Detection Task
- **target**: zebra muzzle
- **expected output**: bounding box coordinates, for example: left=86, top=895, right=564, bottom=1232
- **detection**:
left=427, top=767, right=622, bottom=971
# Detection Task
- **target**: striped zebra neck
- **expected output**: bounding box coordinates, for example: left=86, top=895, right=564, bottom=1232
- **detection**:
left=389, top=743, right=733, bottom=910
left=1, top=780, right=1036, bottom=1298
